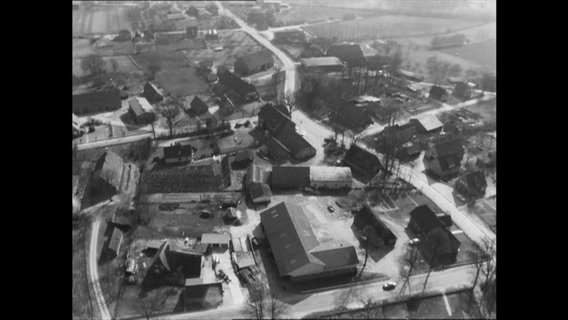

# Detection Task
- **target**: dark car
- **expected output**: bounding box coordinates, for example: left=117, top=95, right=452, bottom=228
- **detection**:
left=383, top=281, right=396, bottom=291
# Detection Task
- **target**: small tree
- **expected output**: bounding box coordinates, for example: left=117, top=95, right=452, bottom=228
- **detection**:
left=136, top=291, right=165, bottom=320
left=81, top=54, right=107, bottom=75
left=399, top=245, right=419, bottom=295
left=160, top=105, right=179, bottom=138
left=109, top=58, right=120, bottom=74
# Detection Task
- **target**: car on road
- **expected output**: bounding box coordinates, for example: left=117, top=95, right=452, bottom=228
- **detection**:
left=327, top=205, right=335, bottom=213
left=251, top=237, right=260, bottom=249
left=383, top=281, right=396, bottom=291
left=409, top=238, right=420, bottom=246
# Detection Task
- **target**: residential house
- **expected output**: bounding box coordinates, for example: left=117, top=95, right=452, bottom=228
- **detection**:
left=248, top=183, right=272, bottom=204
left=163, top=143, right=193, bottom=164
left=454, top=171, right=487, bottom=200
left=260, top=202, right=359, bottom=282
left=453, top=81, right=472, bottom=100
left=234, top=50, right=274, bottom=76
left=335, top=101, right=373, bottom=129
left=309, top=166, right=352, bottom=190
left=342, top=144, right=382, bottom=181
left=218, top=70, right=259, bottom=103
left=407, top=205, right=460, bottom=268
left=270, top=166, right=310, bottom=190
left=353, top=205, right=397, bottom=247
left=377, top=123, right=418, bottom=146
left=424, top=139, right=465, bottom=178
left=166, top=12, right=186, bottom=21
left=258, top=103, right=295, bottom=135
left=90, top=149, right=125, bottom=198
left=72, top=84, right=122, bottom=116
left=142, top=82, right=164, bottom=104
left=410, top=114, right=443, bottom=134
left=300, top=57, right=345, bottom=73
left=232, top=150, right=254, bottom=170
left=128, top=97, right=155, bottom=124
left=326, top=44, right=366, bottom=67
left=429, top=86, right=448, bottom=102
left=188, top=96, right=209, bottom=116
left=274, top=125, right=316, bottom=160
left=201, top=233, right=231, bottom=249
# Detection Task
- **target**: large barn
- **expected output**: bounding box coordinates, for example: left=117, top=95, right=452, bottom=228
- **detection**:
left=260, top=202, right=359, bottom=282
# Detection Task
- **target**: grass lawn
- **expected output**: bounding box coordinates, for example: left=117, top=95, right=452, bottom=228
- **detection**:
left=132, top=51, right=211, bottom=98
left=73, top=219, right=95, bottom=320
left=73, top=55, right=142, bottom=77
left=303, top=15, right=484, bottom=42
left=274, top=6, right=374, bottom=25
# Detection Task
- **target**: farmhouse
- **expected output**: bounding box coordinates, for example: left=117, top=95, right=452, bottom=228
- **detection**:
left=335, top=101, right=373, bottom=129
left=72, top=84, right=122, bottom=116
left=271, top=166, right=310, bottom=190
left=353, top=205, right=396, bottom=247
left=274, top=126, right=317, bottom=160
left=128, top=97, right=155, bottom=124
left=188, top=96, right=209, bottom=116
left=452, top=81, right=473, bottom=100
left=342, top=144, right=382, bottom=180
left=407, top=205, right=460, bottom=268
left=201, top=233, right=231, bottom=249
left=300, top=57, right=344, bottom=73
left=309, top=166, right=352, bottom=190
left=163, top=143, right=193, bottom=164
left=141, top=155, right=231, bottom=193
left=260, top=202, right=359, bottom=282
left=218, top=70, right=259, bottom=103
left=410, top=114, right=443, bottom=134
left=258, top=103, right=295, bottom=135
left=234, top=50, right=274, bottom=76
left=326, top=44, right=366, bottom=67
left=424, top=139, right=465, bottom=178
left=90, top=149, right=125, bottom=198
left=143, top=82, right=164, bottom=104
left=429, top=86, right=448, bottom=102
left=454, top=171, right=487, bottom=200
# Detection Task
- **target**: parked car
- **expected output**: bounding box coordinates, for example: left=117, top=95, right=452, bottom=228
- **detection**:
left=200, top=210, right=213, bottom=218
left=383, top=281, right=396, bottom=291
left=327, top=205, right=335, bottom=213
left=409, top=238, right=420, bottom=246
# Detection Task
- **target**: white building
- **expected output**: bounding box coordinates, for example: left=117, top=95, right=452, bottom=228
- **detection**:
left=309, top=166, right=352, bottom=190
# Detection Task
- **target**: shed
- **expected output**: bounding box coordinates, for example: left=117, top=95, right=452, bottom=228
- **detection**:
left=201, top=233, right=231, bottom=249
left=142, top=82, right=164, bottom=104
left=189, top=96, right=209, bottom=116
left=309, top=166, right=352, bottom=190
left=249, top=183, right=272, bottom=204
left=410, top=114, right=443, bottom=133
left=128, top=97, right=155, bottom=124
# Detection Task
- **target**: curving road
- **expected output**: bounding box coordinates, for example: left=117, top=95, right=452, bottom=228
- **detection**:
left=88, top=218, right=112, bottom=320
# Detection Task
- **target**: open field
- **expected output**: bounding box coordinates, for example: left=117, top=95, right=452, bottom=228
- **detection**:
left=72, top=220, right=94, bottom=320
left=303, top=15, right=485, bottom=42
left=72, top=55, right=142, bottom=77
left=182, top=30, right=267, bottom=69
left=73, top=5, right=139, bottom=36
left=132, top=51, right=211, bottom=98
left=439, top=41, right=496, bottom=69
left=73, top=39, right=96, bottom=59
left=274, top=6, right=374, bottom=25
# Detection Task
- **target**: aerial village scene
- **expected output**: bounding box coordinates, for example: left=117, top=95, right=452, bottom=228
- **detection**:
left=72, top=1, right=497, bottom=319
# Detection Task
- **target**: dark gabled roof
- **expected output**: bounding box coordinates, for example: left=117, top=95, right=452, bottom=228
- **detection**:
left=336, top=101, right=372, bottom=127
left=273, top=103, right=291, bottom=117
left=326, top=44, right=366, bottom=67
left=163, top=143, right=193, bottom=159
left=150, top=240, right=171, bottom=272
left=411, top=114, right=443, bottom=132
left=249, top=183, right=272, bottom=201
left=190, top=96, right=209, bottom=115
left=235, top=49, right=274, bottom=72
left=262, top=137, right=291, bottom=161
left=93, top=149, right=124, bottom=190
left=260, top=202, right=323, bottom=275
left=308, top=240, right=359, bottom=270
left=409, top=205, right=441, bottom=234
left=143, top=82, right=163, bottom=101
left=258, top=103, right=295, bottom=134
left=218, top=71, right=257, bottom=95
left=353, top=205, right=396, bottom=242
left=457, top=171, right=487, bottom=192
left=271, top=166, right=310, bottom=189
left=343, top=144, right=382, bottom=177
left=274, top=126, right=316, bottom=159
left=129, top=97, right=154, bottom=116
left=433, top=139, right=464, bottom=158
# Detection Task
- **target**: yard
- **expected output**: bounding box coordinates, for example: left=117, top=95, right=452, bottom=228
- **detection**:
left=303, top=15, right=485, bottom=42
left=73, top=55, right=142, bottom=78
left=182, top=30, right=267, bottom=70
left=132, top=51, right=211, bottom=98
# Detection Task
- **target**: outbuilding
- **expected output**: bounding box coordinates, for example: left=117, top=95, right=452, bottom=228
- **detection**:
left=128, top=97, right=155, bottom=124
left=201, top=233, right=231, bottom=249
left=309, top=166, right=352, bottom=190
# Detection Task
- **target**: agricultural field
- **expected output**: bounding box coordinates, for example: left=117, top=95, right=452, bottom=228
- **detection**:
left=303, top=15, right=485, bottom=42
left=439, top=40, right=496, bottom=70
left=73, top=5, right=140, bottom=36
left=72, top=55, right=142, bottom=77
left=132, top=51, right=211, bottom=98
left=182, top=30, right=267, bottom=70
left=73, top=39, right=96, bottom=59
left=274, top=6, right=374, bottom=25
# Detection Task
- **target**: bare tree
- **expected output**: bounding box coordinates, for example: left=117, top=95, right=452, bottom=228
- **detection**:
left=267, top=292, right=289, bottom=320
left=160, top=105, right=179, bottom=138
left=109, top=58, right=120, bottom=74
left=136, top=291, right=165, bottom=320
left=243, top=285, right=287, bottom=320
left=399, top=245, right=419, bottom=295
left=81, top=54, right=107, bottom=75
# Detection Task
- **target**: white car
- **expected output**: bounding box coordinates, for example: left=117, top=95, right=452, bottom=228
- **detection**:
left=409, top=238, right=420, bottom=246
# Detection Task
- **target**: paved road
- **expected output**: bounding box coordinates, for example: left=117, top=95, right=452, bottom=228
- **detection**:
left=75, top=132, right=152, bottom=151
left=88, top=218, right=112, bottom=320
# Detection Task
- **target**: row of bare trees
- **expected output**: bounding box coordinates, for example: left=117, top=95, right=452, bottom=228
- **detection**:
left=242, top=285, right=289, bottom=320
